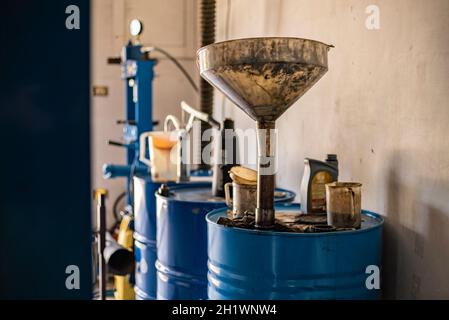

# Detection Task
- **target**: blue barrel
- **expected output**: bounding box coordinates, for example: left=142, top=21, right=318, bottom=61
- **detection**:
left=134, top=239, right=157, bottom=300
left=134, top=176, right=162, bottom=244
left=156, top=184, right=296, bottom=300
left=133, top=175, right=162, bottom=300
left=133, top=174, right=208, bottom=299
left=207, top=203, right=383, bottom=300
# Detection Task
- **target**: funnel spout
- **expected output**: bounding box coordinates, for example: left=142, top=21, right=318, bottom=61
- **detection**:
left=256, top=120, right=276, bottom=229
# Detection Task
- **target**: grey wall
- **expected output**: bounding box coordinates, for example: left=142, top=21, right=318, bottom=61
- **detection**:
left=214, top=0, right=449, bottom=299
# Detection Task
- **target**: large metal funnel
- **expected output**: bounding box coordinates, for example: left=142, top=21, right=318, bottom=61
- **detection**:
left=197, top=37, right=331, bottom=228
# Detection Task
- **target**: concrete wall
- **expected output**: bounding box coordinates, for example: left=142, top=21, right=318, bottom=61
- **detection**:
left=91, top=0, right=198, bottom=226
left=214, top=0, right=449, bottom=299
left=91, top=0, right=449, bottom=299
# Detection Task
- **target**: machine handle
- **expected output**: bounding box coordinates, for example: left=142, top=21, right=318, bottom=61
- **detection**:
left=224, top=182, right=233, bottom=208
left=116, top=120, right=159, bottom=126
left=107, top=57, right=122, bottom=64
left=108, top=140, right=129, bottom=148
left=139, top=132, right=152, bottom=167
left=116, top=120, right=137, bottom=125
left=349, top=188, right=356, bottom=219
left=181, top=101, right=221, bottom=130
left=164, top=115, right=181, bottom=132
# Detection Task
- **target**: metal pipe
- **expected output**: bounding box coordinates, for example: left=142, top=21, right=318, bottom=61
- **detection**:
left=103, top=232, right=134, bottom=276
left=255, top=121, right=276, bottom=229
left=181, top=101, right=220, bottom=130
left=94, top=189, right=108, bottom=300
left=102, top=163, right=147, bottom=179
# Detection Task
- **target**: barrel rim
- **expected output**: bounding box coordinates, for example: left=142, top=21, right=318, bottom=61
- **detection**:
left=133, top=235, right=157, bottom=247
left=155, top=259, right=208, bottom=286
left=134, top=286, right=156, bottom=300
left=155, top=183, right=296, bottom=205
left=154, top=182, right=219, bottom=204
left=206, top=203, right=384, bottom=237
left=134, top=174, right=211, bottom=186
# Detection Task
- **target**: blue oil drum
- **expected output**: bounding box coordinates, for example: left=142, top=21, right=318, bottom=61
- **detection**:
left=134, top=175, right=162, bottom=244
left=133, top=175, right=163, bottom=300
left=134, top=173, right=211, bottom=242
left=206, top=203, right=383, bottom=300
left=133, top=174, right=209, bottom=300
left=156, top=184, right=296, bottom=300
left=134, top=239, right=157, bottom=300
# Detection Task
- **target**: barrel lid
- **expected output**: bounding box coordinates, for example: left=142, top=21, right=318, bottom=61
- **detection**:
left=169, top=188, right=225, bottom=203
left=206, top=203, right=384, bottom=236
left=156, top=183, right=225, bottom=203
left=156, top=184, right=296, bottom=204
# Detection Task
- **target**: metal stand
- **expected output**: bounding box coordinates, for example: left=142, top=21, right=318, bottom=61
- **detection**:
left=94, top=189, right=108, bottom=300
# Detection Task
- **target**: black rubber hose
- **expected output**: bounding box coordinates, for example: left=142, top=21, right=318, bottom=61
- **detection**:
left=112, top=191, right=126, bottom=223
left=198, top=0, right=216, bottom=170
left=151, top=46, right=198, bottom=93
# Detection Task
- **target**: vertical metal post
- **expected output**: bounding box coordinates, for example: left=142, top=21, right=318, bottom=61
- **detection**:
left=123, top=44, right=138, bottom=206
left=123, top=44, right=138, bottom=175
left=94, top=189, right=108, bottom=300
left=135, top=60, right=155, bottom=139
left=125, top=78, right=136, bottom=171
left=121, top=44, right=156, bottom=205
left=255, top=121, right=276, bottom=229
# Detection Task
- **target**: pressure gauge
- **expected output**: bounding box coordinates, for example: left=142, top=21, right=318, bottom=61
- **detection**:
left=129, top=19, right=143, bottom=37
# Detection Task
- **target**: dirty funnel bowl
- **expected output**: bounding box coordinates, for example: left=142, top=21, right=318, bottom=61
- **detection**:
left=197, top=37, right=331, bottom=122
left=197, top=37, right=331, bottom=228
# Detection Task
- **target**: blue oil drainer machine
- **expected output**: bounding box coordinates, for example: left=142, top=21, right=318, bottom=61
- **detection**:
left=103, top=20, right=217, bottom=300
left=103, top=30, right=161, bottom=299
left=103, top=23, right=199, bottom=300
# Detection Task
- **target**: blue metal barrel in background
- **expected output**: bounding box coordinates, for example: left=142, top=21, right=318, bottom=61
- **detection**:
left=134, top=239, right=157, bottom=300
left=156, top=184, right=296, bottom=300
left=207, top=203, right=384, bottom=300
left=133, top=174, right=210, bottom=300
left=133, top=175, right=162, bottom=300
left=155, top=183, right=225, bottom=300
